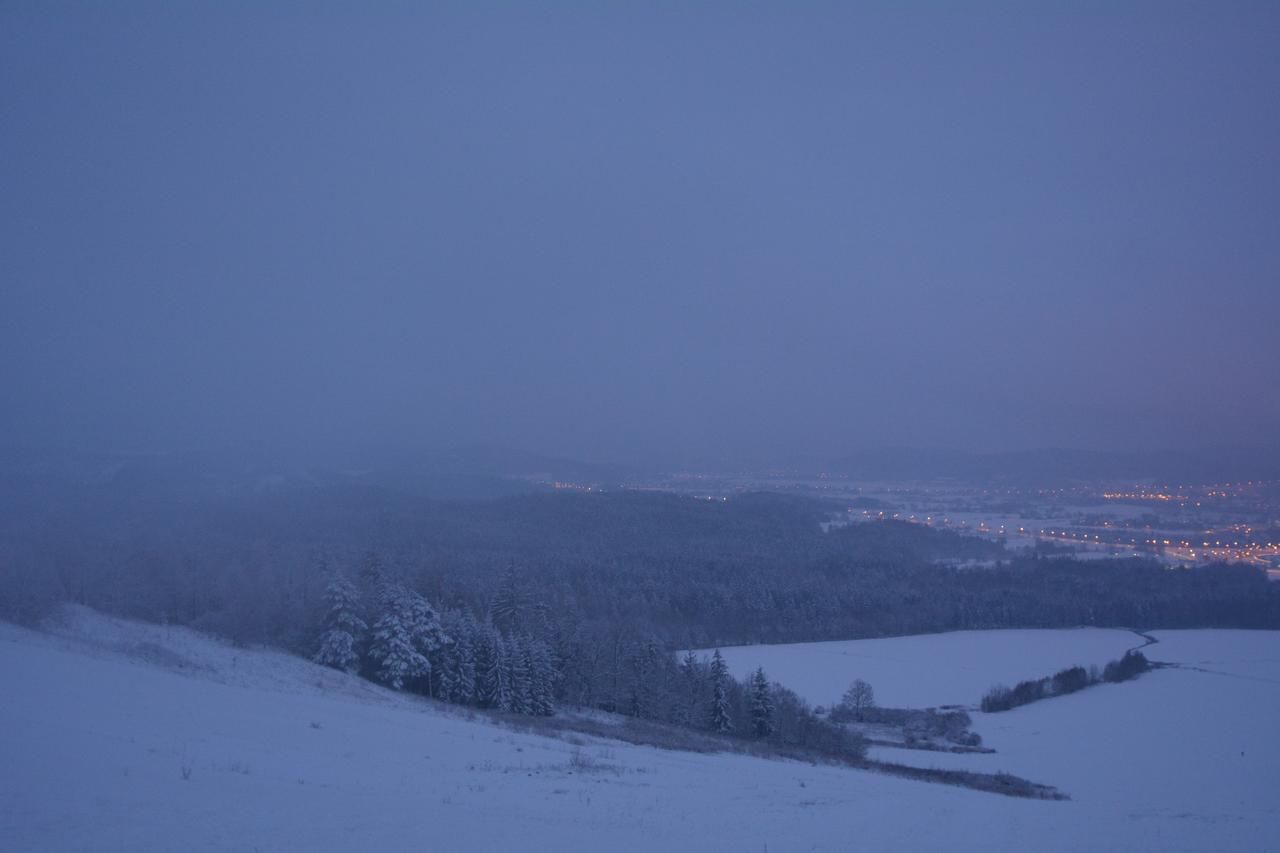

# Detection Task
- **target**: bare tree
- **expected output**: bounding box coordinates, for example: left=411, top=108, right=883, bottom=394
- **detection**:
left=842, top=679, right=875, bottom=722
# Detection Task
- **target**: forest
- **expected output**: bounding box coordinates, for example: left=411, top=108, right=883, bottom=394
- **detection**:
left=3, top=480, right=1278, bottom=749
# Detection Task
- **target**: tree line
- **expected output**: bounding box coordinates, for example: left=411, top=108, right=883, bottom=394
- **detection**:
left=307, top=555, right=862, bottom=756
left=980, top=650, right=1152, bottom=713
left=314, top=559, right=556, bottom=716
left=3, top=487, right=1277, bottom=742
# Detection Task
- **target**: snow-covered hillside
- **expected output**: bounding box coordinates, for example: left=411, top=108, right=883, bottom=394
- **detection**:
left=3, top=609, right=1278, bottom=852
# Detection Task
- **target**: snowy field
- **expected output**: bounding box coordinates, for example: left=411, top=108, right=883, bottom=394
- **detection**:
left=703, top=628, right=1143, bottom=708
left=709, top=627, right=1280, bottom=852
left=3, top=608, right=1278, bottom=852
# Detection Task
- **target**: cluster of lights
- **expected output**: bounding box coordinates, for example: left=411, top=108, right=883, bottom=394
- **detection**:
left=1102, top=491, right=1186, bottom=502
left=841, top=475, right=1280, bottom=573
left=549, top=481, right=598, bottom=492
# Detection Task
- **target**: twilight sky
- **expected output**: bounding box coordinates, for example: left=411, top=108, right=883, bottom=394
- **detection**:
left=3, top=2, right=1278, bottom=466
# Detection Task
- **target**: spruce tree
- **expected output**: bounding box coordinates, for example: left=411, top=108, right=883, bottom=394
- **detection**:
left=507, top=634, right=533, bottom=715
left=709, top=649, right=733, bottom=734
left=356, top=551, right=387, bottom=639
left=528, top=638, right=556, bottom=716
left=451, top=624, right=478, bottom=704
left=678, top=650, right=701, bottom=725
left=437, top=611, right=478, bottom=705
left=627, top=642, right=652, bottom=719
left=367, top=584, right=430, bottom=690
left=404, top=588, right=447, bottom=692
left=490, top=564, right=524, bottom=633
left=750, top=667, right=774, bottom=738
left=474, top=624, right=510, bottom=710
left=314, top=574, right=366, bottom=673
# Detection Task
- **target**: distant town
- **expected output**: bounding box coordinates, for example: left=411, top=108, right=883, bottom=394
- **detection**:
left=544, top=473, right=1280, bottom=578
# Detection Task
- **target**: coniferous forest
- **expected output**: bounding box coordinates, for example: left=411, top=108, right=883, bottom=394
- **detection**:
left=3, top=484, right=1278, bottom=747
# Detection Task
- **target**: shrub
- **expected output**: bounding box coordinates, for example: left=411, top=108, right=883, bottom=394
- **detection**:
left=1010, top=678, right=1046, bottom=706
left=983, top=651, right=1151, bottom=713
left=1051, top=665, right=1090, bottom=695
left=1103, top=651, right=1150, bottom=683
left=981, top=684, right=1013, bottom=713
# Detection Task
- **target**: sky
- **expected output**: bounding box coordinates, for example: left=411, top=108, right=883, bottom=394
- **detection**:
left=3, top=2, right=1278, bottom=467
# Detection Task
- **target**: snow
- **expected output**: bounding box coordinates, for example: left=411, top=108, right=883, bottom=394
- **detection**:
left=702, top=628, right=1142, bottom=708
left=961, top=629, right=1280, bottom=850
left=3, top=608, right=1278, bottom=851
left=711, top=627, right=1280, bottom=851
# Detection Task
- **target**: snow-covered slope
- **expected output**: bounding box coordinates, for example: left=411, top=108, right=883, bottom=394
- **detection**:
left=704, top=628, right=1142, bottom=708
left=967, top=631, right=1280, bottom=849
left=3, top=609, right=1278, bottom=851
left=702, top=626, right=1280, bottom=852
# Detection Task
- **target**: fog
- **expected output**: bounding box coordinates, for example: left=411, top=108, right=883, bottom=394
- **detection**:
left=4, top=2, right=1278, bottom=468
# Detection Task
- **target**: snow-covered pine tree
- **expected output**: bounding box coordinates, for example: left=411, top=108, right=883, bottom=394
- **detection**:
left=313, top=573, right=366, bottom=672
left=489, top=564, right=524, bottom=633
left=450, top=628, right=478, bottom=704
left=472, top=624, right=495, bottom=707
left=680, top=649, right=699, bottom=677
left=750, top=667, right=774, bottom=738
left=528, top=638, right=556, bottom=716
left=435, top=642, right=457, bottom=702
left=627, top=642, right=653, bottom=719
left=530, top=597, right=554, bottom=638
left=367, top=584, right=430, bottom=690
left=494, top=632, right=512, bottom=712
left=358, top=551, right=385, bottom=589
left=506, top=634, right=532, bottom=715
left=677, top=649, right=701, bottom=725
left=474, top=624, right=510, bottom=710
left=643, top=641, right=667, bottom=720
left=709, top=649, right=733, bottom=734
left=436, top=610, right=474, bottom=705
left=355, top=551, right=387, bottom=639
left=403, top=588, right=447, bottom=693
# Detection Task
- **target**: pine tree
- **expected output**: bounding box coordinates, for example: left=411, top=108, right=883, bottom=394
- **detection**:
left=472, top=625, right=495, bottom=707
left=358, top=551, right=385, bottom=589
left=507, top=634, right=533, bottom=715
left=314, top=574, right=366, bottom=672
left=490, top=564, right=525, bottom=633
left=750, top=667, right=774, bottom=738
left=678, top=650, right=701, bottom=725
left=437, top=611, right=477, bottom=705
left=709, top=649, right=733, bottom=734
left=356, top=551, right=387, bottom=639
left=530, top=597, right=553, bottom=638
left=436, top=643, right=457, bottom=702
left=452, top=623, right=478, bottom=705
left=474, top=624, right=510, bottom=710
left=680, top=649, right=699, bottom=677
left=528, top=638, right=556, bottom=716
left=403, top=588, right=447, bottom=692
left=367, top=584, right=430, bottom=690
left=627, top=642, right=652, bottom=719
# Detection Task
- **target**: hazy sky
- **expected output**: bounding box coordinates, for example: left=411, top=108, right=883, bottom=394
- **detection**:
left=3, top=2, right=1278, bottom=466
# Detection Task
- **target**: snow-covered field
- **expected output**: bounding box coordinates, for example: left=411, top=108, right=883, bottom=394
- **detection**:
left=710, top=627, right=1280, bottom=852
left=3, top=608, right=1278, bottom=852
left=704, top=628, right=1143, bottom=708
